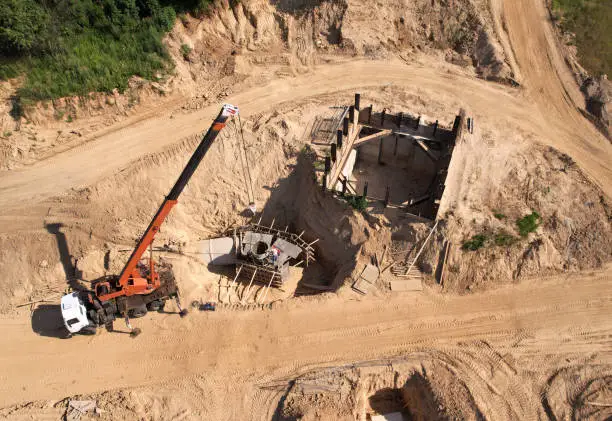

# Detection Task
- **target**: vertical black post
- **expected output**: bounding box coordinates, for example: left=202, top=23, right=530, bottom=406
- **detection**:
left=331, top=143, right=337, bottom=162
left=381, top=109, right=386, bottom=126
left=378, top=137, right=384, bottom=165
left=452, top=115, right=461, bottom=141
left=368, top=105, right=373, bottom=125
left=343, top=117, right=349, bottom=136
left=324, top=156, right=331, bottom=173
left=393, top=134, right=399, bottom=156
left=349, top=105, right=354, bottom=123
left=337, top=129, right=343, bottom=149
left=397, top=112, right=403, bottom=128
left=322, top=174, right=327, bottom=192
left=342, top=178, right=347, bottom=196
left=414, top=115, right=421, bottom=130
left=362, top=181, right=368, bottom=198
left=354, top=93, right=361, bottom=111
left=467, top=117, right=471, bottom=133
left=433, top=120, right=438, bottom=137
left=384, top=186, right=390, bottom=208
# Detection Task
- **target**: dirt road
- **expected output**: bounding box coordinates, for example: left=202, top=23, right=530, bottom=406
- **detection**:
left=0, top=56, right=610, bottom=214
left=0, top=269, right=610, bottom=409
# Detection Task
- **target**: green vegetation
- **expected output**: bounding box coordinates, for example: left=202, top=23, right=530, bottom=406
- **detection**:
left=462, top=234, right=487, bottom=251
left=493, top=210, right=507, bottom=220
left=0, top=0, right=213, bottom=103
left=550, top=0, right=611, bottom=76
left=343, top=194, right=368, bottom=211
left=494, top=230, right=518, bottom=247
left=180, top=43, right=192, bottom=60
left=462, top=210, right=542, bottom=251
left=516, top=211, right=542, bottom=237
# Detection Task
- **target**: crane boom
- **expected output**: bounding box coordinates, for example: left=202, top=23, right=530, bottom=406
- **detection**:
left=98, top=104, right=239, bottom=301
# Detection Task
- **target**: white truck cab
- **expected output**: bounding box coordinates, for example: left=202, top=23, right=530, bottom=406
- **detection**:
left=60, top=292, right=90, bottom=333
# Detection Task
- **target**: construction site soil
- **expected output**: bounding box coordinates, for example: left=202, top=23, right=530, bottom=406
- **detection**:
left=0, top=0, right=611, bottom=420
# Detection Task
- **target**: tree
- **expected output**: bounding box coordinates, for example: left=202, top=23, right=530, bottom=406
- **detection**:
left=0, top=0, right=49, bottom=56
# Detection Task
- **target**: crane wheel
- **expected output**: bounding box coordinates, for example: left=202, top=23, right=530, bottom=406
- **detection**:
left=179, top=309, right=188, bottom=318
left=130, top=328, right=142, bottom=338
left=128, top=305, right=148, bottom=319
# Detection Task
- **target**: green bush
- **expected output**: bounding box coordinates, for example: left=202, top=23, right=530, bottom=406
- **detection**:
left=516, top=211, right=541, bottom=237
left=180, top=43, right=192, bottom=60
left=344, top=194, right=368, bottom=211
left=493, top=211, right=506, bottom=220
left=0, top=0, right=213, bottom=102
left=461, top=234, right=488, bottom=251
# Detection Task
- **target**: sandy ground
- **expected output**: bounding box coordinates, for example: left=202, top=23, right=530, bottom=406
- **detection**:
left=0, top=0, right=611, bottom=419
left=0, top=269, right=610, bottom=419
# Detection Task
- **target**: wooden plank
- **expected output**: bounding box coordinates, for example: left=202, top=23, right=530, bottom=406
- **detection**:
left=353, top=129, right=392, bottom=146
left=415, top=139, right=439, bottom=161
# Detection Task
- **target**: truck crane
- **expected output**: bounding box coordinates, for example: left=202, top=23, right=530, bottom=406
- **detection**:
left=60, top=104, right=239, bottom=337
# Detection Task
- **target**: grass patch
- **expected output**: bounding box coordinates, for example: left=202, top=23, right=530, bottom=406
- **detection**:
left=493, top=210, right=506, bottom=220
left=494, top=230, right=518, bottom=246
left=550, top=0, right=611, bottom=76
left=516, top=211, right=542, bottom=237
left=462, top=234, right=488, bottom=251
left=343, top=194, right=368, bottom=211
left=180, top=43, right=192, bottom=60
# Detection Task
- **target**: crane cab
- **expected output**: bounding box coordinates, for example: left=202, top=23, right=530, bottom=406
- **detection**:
left=60, top=292, right=91, bottom=334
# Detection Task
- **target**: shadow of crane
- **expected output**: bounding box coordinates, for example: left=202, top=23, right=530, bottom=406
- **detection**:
left=45, top=222, right=83, bottom=291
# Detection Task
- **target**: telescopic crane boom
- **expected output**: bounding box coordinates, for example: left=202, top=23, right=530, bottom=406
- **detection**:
left=60, top=104, right=239, bottom=337
left=96, top=103, right=239, bottom=302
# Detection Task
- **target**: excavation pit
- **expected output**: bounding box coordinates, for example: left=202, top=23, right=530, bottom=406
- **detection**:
left=312, top=94, right=463, bottom=222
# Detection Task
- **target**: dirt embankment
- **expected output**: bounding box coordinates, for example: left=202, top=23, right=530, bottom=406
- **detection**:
left=0, top=0, right=514, bottom=171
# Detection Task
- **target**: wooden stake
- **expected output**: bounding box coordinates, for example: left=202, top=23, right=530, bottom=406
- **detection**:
left=308, top=238, right=320, bottom=246
left=241, top=267, right=258, bottom=304
left=406, top=221, right=439, bottom=275
left=258, top=273, right=275, bottom=304
left=224, top=264, right=243, bottom=303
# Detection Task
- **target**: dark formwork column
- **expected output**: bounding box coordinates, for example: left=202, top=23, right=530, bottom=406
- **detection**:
left=362, top=181, right=368, bottom=198
left=343, top=117, right=349, bottom=136
left=433, top=120, right=439, bottom=137
left=381, top=109, right=386, bottom=126
left=378, top=137, right=384, bottom=165
left=331, top=143, right=337, bottom=162
left=384, top=186, right=390, bottom=207
left=354, top=93, right=361, bottom=111
left=368, top=105, right=373, bottom=125
left=342, top=178, right=347, bottom=196
left=349, top=106, right=354, bottom=122
left=337, top=129, right=343, bottom=149
left=397, top=112, right=403, bottom=128
left=414, top=116, right=421, bottom=130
